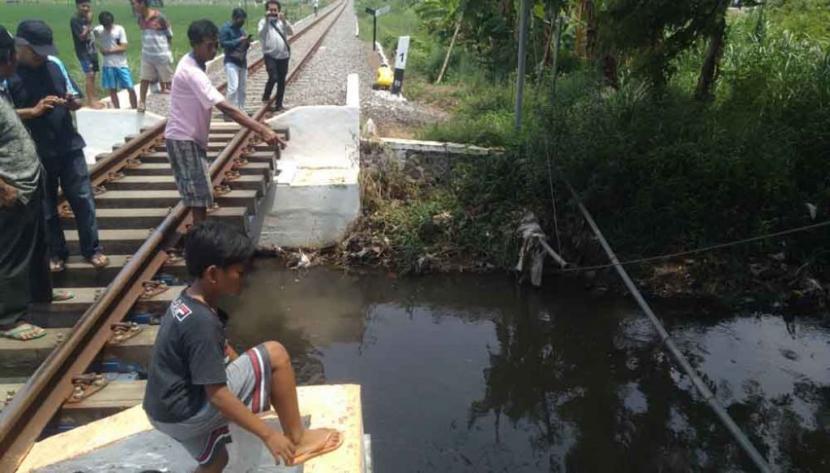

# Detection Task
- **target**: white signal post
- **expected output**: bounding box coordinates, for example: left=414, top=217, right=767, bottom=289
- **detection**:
left=391, top=35, right=410, bottom=95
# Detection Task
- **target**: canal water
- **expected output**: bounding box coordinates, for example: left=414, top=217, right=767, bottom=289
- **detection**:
left=223, top=261, right=830, bottom=472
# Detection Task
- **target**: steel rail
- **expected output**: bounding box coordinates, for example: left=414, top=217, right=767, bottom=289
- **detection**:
left=0, top=1, right=346, bottom=469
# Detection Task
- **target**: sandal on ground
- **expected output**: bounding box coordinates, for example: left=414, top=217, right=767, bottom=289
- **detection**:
left=50, top=258, right=66, bottom=273
left=140, top=281, right=169, bottom=300
left=213, top=184, right=232, bottom=196
left=52, top=290, right=75, bottom=302
left=137, top=104, right=146, bottom=113
left=87, top=253, right=110, bottom=269
left=0, top=322, right=46, bottom=341
left=287, top=429, right=344, bottom=466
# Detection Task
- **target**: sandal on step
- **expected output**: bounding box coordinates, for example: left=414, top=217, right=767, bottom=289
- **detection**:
left=140, top=281, right=169, bottom=300
left=52, top=290, right=75, bottom=302
left=0, top=322, right=46, bottom=341
left=58, top=203, right=74, bottom=219
left=213, top=184, right=232, bottom=196
left=50, top=258, right=66, bottom=273
left=87, top=253, right=110, bottom=269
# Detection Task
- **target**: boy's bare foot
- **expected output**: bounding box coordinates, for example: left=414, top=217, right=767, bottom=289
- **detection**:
left=287, top=428, right=342, bottom=466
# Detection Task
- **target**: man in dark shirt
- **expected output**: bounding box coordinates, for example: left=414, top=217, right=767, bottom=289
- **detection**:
left=144, top=221, right=342, bottom=471
left=219, top=8, right=250, bottom=113
left=70, top=0, right=103, bottom=108
left=11, top=20, right=108, bottom=272
left=0, top=25, right=52, bottom=341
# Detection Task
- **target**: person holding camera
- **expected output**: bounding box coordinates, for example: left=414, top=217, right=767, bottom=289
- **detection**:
left=219, top=8, right=250, bottom=112
left=257, top=0, right=293, bottom=112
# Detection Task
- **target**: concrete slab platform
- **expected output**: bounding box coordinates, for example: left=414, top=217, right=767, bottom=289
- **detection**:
left=76, top=109, right=164, bottom=165
left=18, top=384, right=365, bottom=473
left=261, top=99, right=361, bottom=249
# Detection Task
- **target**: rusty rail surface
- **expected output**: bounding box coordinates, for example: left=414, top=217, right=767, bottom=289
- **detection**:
left=0, top=1, right=347, bottom=469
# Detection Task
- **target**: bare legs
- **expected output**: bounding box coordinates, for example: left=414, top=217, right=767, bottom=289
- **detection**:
left=139, top=79, right=149, bottom=111
left=85, top=72, right=103, bottom=109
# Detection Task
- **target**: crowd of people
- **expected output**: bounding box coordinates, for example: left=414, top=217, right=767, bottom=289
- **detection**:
left=1, top=1, right=343, bottom=470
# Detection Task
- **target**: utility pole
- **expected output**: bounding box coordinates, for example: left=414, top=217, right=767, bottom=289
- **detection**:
left=515, top=0, right=530, bottom=131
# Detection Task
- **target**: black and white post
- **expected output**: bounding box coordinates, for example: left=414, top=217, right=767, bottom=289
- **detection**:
left=365, top=5, right=391, bottom=51
left=391, top=36, right=410, bottom=96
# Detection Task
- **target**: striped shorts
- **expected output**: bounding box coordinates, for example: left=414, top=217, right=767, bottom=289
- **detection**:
left=149, top=344, right=272, bottom=466
left=165, top=139, right=213, bottom=208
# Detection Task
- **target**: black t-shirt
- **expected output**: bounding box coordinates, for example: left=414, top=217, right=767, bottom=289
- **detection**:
left=9, top=60, right=86, bottom=158
left=143, top=290, right=229, bottom=423
left=70, top=15, right=97, bottom=60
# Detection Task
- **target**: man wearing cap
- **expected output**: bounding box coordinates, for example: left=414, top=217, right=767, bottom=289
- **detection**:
left=0, top=25, right=53, bottom=341
left=9, top=20, right=109, bottom=273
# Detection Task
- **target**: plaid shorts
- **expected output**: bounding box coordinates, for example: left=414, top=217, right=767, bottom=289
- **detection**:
left=165, top=139, right=213, bottom=208
left=149, top=344, right=272, bottom=466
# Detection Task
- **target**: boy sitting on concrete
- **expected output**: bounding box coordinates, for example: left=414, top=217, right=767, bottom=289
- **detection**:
left=143, top=221, right=342, bottom=471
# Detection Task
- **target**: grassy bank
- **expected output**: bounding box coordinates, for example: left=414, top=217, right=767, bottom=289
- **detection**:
left=1, top=0, right=323, bottom=97
left=346, top=2, right=830, bottom=308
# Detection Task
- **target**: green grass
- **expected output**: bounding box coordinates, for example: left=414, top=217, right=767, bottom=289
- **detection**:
left=0, top=0, right=323, bottom=97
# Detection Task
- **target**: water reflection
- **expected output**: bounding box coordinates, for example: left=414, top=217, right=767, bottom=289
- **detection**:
left=223, top=262, right=830, bottom=472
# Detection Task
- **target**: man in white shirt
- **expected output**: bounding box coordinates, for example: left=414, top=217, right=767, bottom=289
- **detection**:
left=257, top=0, right=293, bottom=112
left=93, top=11, right=138, bottom=109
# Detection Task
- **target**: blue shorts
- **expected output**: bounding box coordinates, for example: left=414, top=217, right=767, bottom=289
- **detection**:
left=101, top=66, right=134, bottom=91
left=78, top=56, right=99, bottom=74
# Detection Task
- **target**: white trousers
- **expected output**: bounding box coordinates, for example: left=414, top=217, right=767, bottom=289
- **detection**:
left=225, top=63, right=247, bottom=110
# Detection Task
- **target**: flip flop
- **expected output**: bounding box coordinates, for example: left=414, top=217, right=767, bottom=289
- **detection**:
left=52, top=290, right=75, bottom=302
left=50, top=258, right=66, bottom=273
left=87, top=253, right=110, bottom=269
left=0, top=323, right=47, bottom=341
left=58, top=203, right=74, bottom=219
left=140, top=281, right=169, bottom=300
left=213, top=184, right=232, bottom=196
left=287, top=429, right=343, bottom=466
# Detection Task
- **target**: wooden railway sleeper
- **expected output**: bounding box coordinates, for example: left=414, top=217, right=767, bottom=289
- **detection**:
left=107, top=322, right=143, bottom=345
left=66, top=373, right=108, bottom=404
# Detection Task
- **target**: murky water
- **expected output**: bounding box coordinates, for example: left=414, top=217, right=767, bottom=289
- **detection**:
left=223, top=261, right=830, bottom=472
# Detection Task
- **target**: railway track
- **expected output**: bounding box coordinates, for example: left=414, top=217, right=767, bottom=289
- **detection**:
left=0, top=1, right=348, bottom=469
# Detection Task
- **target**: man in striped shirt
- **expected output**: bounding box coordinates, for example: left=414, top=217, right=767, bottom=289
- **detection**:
left=132, top=0, right=174, bottom=112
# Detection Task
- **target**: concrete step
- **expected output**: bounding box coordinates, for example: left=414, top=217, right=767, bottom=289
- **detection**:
left=29, top=286, right=183, bottom=328
left=106, top=175, right=266, bottom=194
left=66, top=229, right=151, bottom=255
left=0, top=326, right=158, bottom=377
left=152, top=142, right=277, bottom=154
left=137, top=150, right=277, bottom=164
left=93, top=190, right=259, bottom=209
left=124, top=161, right=273, bottom=176
left=0, top=380, right=148, bottom=425
left=52, top=255, right=188, bottom=288
left=61, top=207, right=249, bottom=230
